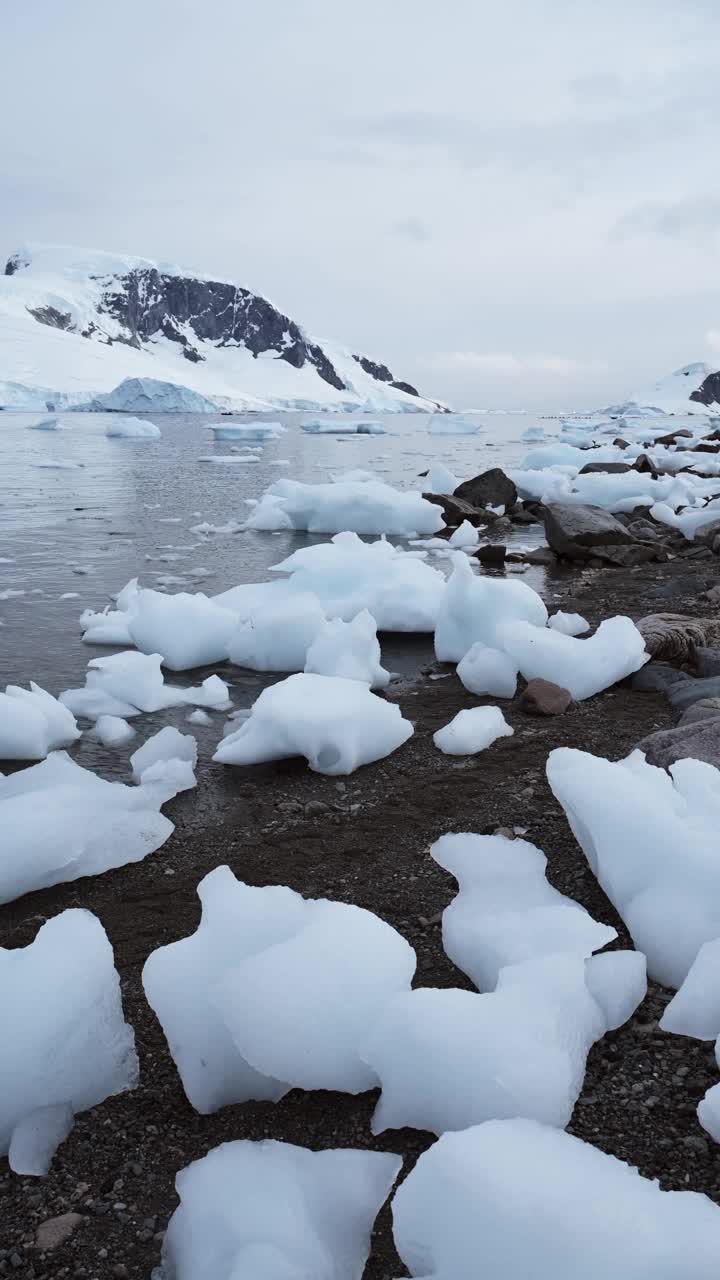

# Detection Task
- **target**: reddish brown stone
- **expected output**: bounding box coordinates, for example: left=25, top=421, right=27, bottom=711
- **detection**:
left=517, top=678, right=573, bottom=716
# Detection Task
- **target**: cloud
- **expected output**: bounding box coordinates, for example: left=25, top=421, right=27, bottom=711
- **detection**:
left=612, top=196, right=720, bottom=244
left=392, top=216, right=430, bottom=242
left=429, top=351, right=608, bottom=377
left=707, top=330, right=720, bottom=355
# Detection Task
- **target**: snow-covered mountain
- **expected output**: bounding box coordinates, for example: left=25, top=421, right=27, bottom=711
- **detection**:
left=0, top=243, right=445, bottom=413
left=606, top=363, right=720, bottom=418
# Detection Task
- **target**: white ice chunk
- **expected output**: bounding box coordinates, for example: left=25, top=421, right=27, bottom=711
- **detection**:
left=0, top=910, right=138, bottom=1173
left=131, top=726, right=198, bottom=784
left=84, top=650, right=185, bottom=713
left=431, top=832, right=617, bottom=990
left=105, top=416, right=161, bottom=438
left=429, top=415, right=480, bottom=434
left=180, top=674, right=232, bottom=710
left=661, top=938, right=720, bottom=1039
left=160, top=1139, right=401, bottom=1280
left=93, top=714, right=136, bottom=748
left=456, top=642, right=518, bottom=698
left=28, top=416, right=66, bottom=431
left=302, top=417, right=385, bottom=433
left=227, top=593, right=326, bottom=672
left=304, top=610, right=390, bottom=689
left=433, top=706, right=513, bottom=755
left=187, top=708, right=212, bottom=726
left=363, top=951, right=645, bottom=1135
left=547, top=747, right=720, bottom=987
left=0, top=683, right=80, bottom=760
left=245, top=477, right=444, bottom=537
left=129, top=589, right=236, bottom=670
left=448, top=520, right=480, bottom=549
left=392, top=1118, right=720, bottom=1280
left=425, top=461, right=459, bottom=493
left=58, top=687, right=142, bottom=721
left=548, top=610, right=590, bottom=636
left=214, top=672, right=413, bottom=775
left=498, top=615, right=648, bottom=700
left=434, top=554, right=547, bottom=663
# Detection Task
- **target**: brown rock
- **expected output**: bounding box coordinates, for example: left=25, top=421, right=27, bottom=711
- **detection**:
left=35, top=1213, right=85, bottom=1252
left=475, top=543, right=507, bottom=566
left=542, top=503, right=641, bottom=560
left=612, top=437, right=630, bottom=448
left=423, top=492, right=497, bottom=528
left=653, top=428, right=693, bottom=445
left=636, top=612, right=720, bottom=661
left=517, top=678, right=573, bottom=716
left=578, top=461, right=632, bottom=475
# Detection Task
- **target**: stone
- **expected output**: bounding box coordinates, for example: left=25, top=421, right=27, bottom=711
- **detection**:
left=693, top=646, right=720, bottom=678
left=696, top=519, right=720, bottom=548
left=578, top=461, right=632, bottom=475
left=35, top=1214, right=85, bottom=1252
left=510, top=505, right=539, bottom=525
left=423, top=492, right=496, bottom=528
left=632, top=453, right=660, bottom=476
left=668, top=674, right=720, bottom=713
left=637, top=612, right=720, bottom=661
left=517, top=678, right=573, bottom=716
left=630, top=663, right=690, bottom=694
left=453, top=468, right=518, bottom=511
left=701, top=585, right=720, bottom=605
left=590, top=543, right=661, bottom=568
left=635, top=717, right=720, bottom=770
left=624, top=518, right=665, bottom=543
left=612, top=437, right=630, bottom=448
left=541, top=503, right=640, bottom=561
left=475, top=543, right=507, bottom=567
left=653, top=428, right=693, bottom=445
left=506, top=545, right=556, bottom=567
left=679, top=698, right=720, bottom=726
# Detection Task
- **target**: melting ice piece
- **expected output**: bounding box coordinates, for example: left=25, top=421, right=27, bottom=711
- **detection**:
left=130, top=726, right=198, bottom=790
left=660, top=938, right=720, bottom=1039
left=433, top=706, right=513, bottom=755
left=0, top=751, right=176, bottom=903
left=244, top=477, right=444, bottom=537
left=160, top=1139, right=401, bottom=1280
left=456, top=642, right=518, bottom=698
left=143, top=865, right=416, bottom=1110
left=227, top=593, right=326, bottom=672
left=498, top=616, right=648, bottom=701
left=392, top=1118, right=720, bottom=1280
left=431, top=832, right=616, bottom=989
left=106, top=416, right=161, bottom=438
left=434, top=555, right=547, bottom=663
left=0, top=683, right=80, bottom=760
left=93, top=714, right=136, bottom=748
left=214, top=672, right=413, bottom=775
left=0, top=909, right=138, bottom=1174
left=362, top=951, right=646, bottom=1135
left=548, top=610, right=590, bottom=636
left=304, top=609, right=390, bottom=689
left=129, top=589, right=237, bottom=671
left=547, top=747, right=720, bottom=987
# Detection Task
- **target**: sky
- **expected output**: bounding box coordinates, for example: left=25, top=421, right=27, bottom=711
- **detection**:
left=1, top=0, right=719, bottom=410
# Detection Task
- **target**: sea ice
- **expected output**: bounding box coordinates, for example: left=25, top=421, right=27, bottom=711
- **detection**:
left=456, top=643, right=518, bottom=698
left=424, top=461, right=459, bottom=493
left=159, top=1139, right=401, bottom=1280
left=431, top=832, right=616, bottom=990
left=434, top=554, right=547, bottom=663
left=0, top=683, right=80, bottom=760
left=105, top=416, right=161, bottom=439
left=391, top=1118, right=720, bottom=1279
left=661, top=939, right=720, bottom=1039
left=302, top=417, right=385, bottom=433
left=304, top=610, right=390, bottom=688
left=93, top=714, right=136, bottom=748
left=130, top=726, right=198, bottom=786
left=448, top=519, right=480, bottom=549
left=1, top=909, right=137, bottom=1173
left=497, top=615, right=648, bottom=700
left=245, top=477, right=444, bottom=537
left=433, top=706, right=513, bottom=755
left=187, top=708, right=212, bottom=726
left=129, top=589, right=236, bottom=670
left=428, top=415, right=480, bottom=434
left=28, top=416, right=66, bottom=430
left=227, top=593, right=326, bottom=671
left=548, top=610, right=590, bottom=636
left=547, top=747, right=720, bottom=987
left=207, top=421, right=285, bottom=440
left=362, top=950, right=645, bottom=1135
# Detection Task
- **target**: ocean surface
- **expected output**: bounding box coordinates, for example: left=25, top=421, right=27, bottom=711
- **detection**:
left=0, top=408, right=577, bottom=775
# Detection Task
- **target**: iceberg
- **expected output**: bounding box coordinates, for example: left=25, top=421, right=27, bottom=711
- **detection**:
left=304, top=609, right=390, bottom=688
left=301, top=417, right=386, bottom=433
left=91, top=377, right=218, bottom=413
left=434, top=554, right=548, bottom=663
left=245, top=476, right=444, bottom=537
left=105, top=416, right=161, bottom=438
left=497, top=615, right=648, bottom=700
left=0, top=682, right=80, bottom=760
left=456, top=642, right=518, bottom=698
left=227, top=593, right=326, bottom=672
left=128, top=589, right=237, bottom=670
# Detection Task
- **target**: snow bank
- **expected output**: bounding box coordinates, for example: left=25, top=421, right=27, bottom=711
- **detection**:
left=0, top=682, right=80, bottom=760
left=0, top=751, right=179, bottom=903
left=105, top=416, right=161, bottom=438
left=433, top=706, right=513, bottom=755
left=245, top=476, right=444, bottom=537
left=497, top=616, right=648, bottom=700
left=129, top=589, right=236, bottom=670
left=362, top=950, right=645, bottom=1135
left=227, top=593, right=326, bottom=671
left=214, top=673, right=413, bottom=774
left=431, top=832, right=616, bottom=990
left=548, top=748, right=720, bottom=987
left=1, top=909, right=137, bottom=1174
left=160, top=1139, right=401, bottom=1280
left=392, top=1118, right=720, bottom=1279
left=304, top=610, right=390, bottom=688
left=456, top=643, right=518, bottom=698
left=143, top=865, right=416, bottom=1109
left=434, top=554, right=547, bottom=663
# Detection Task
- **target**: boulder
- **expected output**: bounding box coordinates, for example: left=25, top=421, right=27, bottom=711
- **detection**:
left=693, top=647, right=720, bottom=678
left=542, top=504, right=642, bottom=561
left=680, top=697, right=720, bottom=726
left=588, top=544, right=661, bottom=568
left=612, top=437, right=630, bottom=448
left=637, top=613, right=720, bottom=662
left=635, top=718, right=720, bottom=771
left=506, top=545, right=556, bottom=567
left=630, top=663, right=690, bottom=694
left=668, top=675, right=720, bottom=713
left=578, top=462, right=632, bottom=475
left=423, top=493, right=497, bottom=528
left=517, top=678, right=573, bottom=716
left=632, top=453, right=660, bottom=477
left=653, top=428, right=693, bottom=445
left=475, top=544, right=507, bottom=567
left=696, top=520, right=720, bottom=548
left=453, top=468, right=517, bottom=512
left=624, top=517, right=666, bottom=543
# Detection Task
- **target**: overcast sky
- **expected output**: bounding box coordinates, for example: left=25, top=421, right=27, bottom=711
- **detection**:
left=2, top=0, right=719, bottom=409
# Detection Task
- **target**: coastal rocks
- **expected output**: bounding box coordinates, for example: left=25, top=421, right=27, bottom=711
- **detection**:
left=636, top=613, right=720, bottom=661
left=453, top=469, right=518, bottom=512
left=667, top=676, right=720, bottom=714
left=630, top=663, right=690, bottom=694
left=475, top=544, right=507, bottom=567
left=679, top=697, right=720, bottom=726
left=694, top=648, right=720, bottom=678
left=35, top=1213, right=85, bottom=1251
left=517, top=678, right=573, bottom=716
left=579, top=462, right=632, bottom=475
left=423, top=493, right=497, bottom=528
left=541, top=504, right=645, bottom=562
left=634, top=718, right=720, bottom=771
left=653, top=429, right=693, bottom=445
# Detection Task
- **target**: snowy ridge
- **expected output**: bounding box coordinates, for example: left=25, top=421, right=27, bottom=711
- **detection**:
left=606, top=362, right=720, bottom=417
left=0, top=242, right=446, bottom=414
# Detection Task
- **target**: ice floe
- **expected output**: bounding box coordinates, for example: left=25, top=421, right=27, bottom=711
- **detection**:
left=245, top=477, right=444, bottom=537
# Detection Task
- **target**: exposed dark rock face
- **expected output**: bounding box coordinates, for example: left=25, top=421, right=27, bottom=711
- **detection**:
left=690, top=371, right=720, bottom=407
left=351, top=355, right=420, bottom=399
left=27, top=305, right=73, bottom=330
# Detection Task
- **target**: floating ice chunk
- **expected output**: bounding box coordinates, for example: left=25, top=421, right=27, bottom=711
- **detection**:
left=143, top=866, right=416, bottom=1108
left=433, top=706, right=513, bottom=755
left=547, top=747, right=720, bottom=987
left=302, top=417, right=386, bottom=433
left=31, top=458, right=84, bottom=470
left=0, top=751, right=176, bottom=902
left=84, top=650, right=185, bottom=713
left=207, top=421, right=285, bottom=441
left=58, top=686, right=142, bottom=721
left=548, top=610, right=590, bottom=636
left=304, top=610, right=390, bottom=689
left=425, top=461, right=459, bottom=493
left=363, top=950, right=645, bottom=1135
left=80, top=607, right=134, bottom=646
left=448, top=520, right=480, bottom=549
left=699, top=1083, right=720, bottom=1143
left=198, top=454, right=261, bottom=463
left=392, top=1118, right=720, bottom=1280
left=498, top=616, right=648, bottom=700
left=429, top=415, right=480, bottom=434
left=129, top=589, right=236, bottom=670
left=434, top=554, right=548, bottom=663
left=431, top=832, right=617, bottom=990
left=0, top=909, right=138, bottom=1173
left=651, top=498, right=720, bottom=539
left=131, top=726, right=198, bottom=785
left=93, top=714, right=136, bottom=748
left=160, top=1139, right=401, bottom=1280
left=187, top=708, right=212, bottom=726
left=0, top=683, right=80, bottom=760
left=456, top=643, right=518, bottom=698
left=660, top=938, right=720, bottom=1039
left=214, top=672, right=413, bottom=774
left=181, top=673, right=232, bottom=710
left=28, top=417, right=66, bottom=431
left=522, top=425, right=545, bottom=440
left=227, top=593, right=326, bottom=672
left=105, top=416, right=161, bottom=438
left=245, top=477, right=444, bottom=537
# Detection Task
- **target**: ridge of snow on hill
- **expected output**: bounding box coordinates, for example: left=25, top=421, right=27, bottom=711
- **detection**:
left=0, top=242, right=445, bottom=413
left=607, top=363, right=720, bottom=417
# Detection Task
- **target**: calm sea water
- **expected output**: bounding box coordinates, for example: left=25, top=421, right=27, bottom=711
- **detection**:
left=0, top=409, right=561, bottom=775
